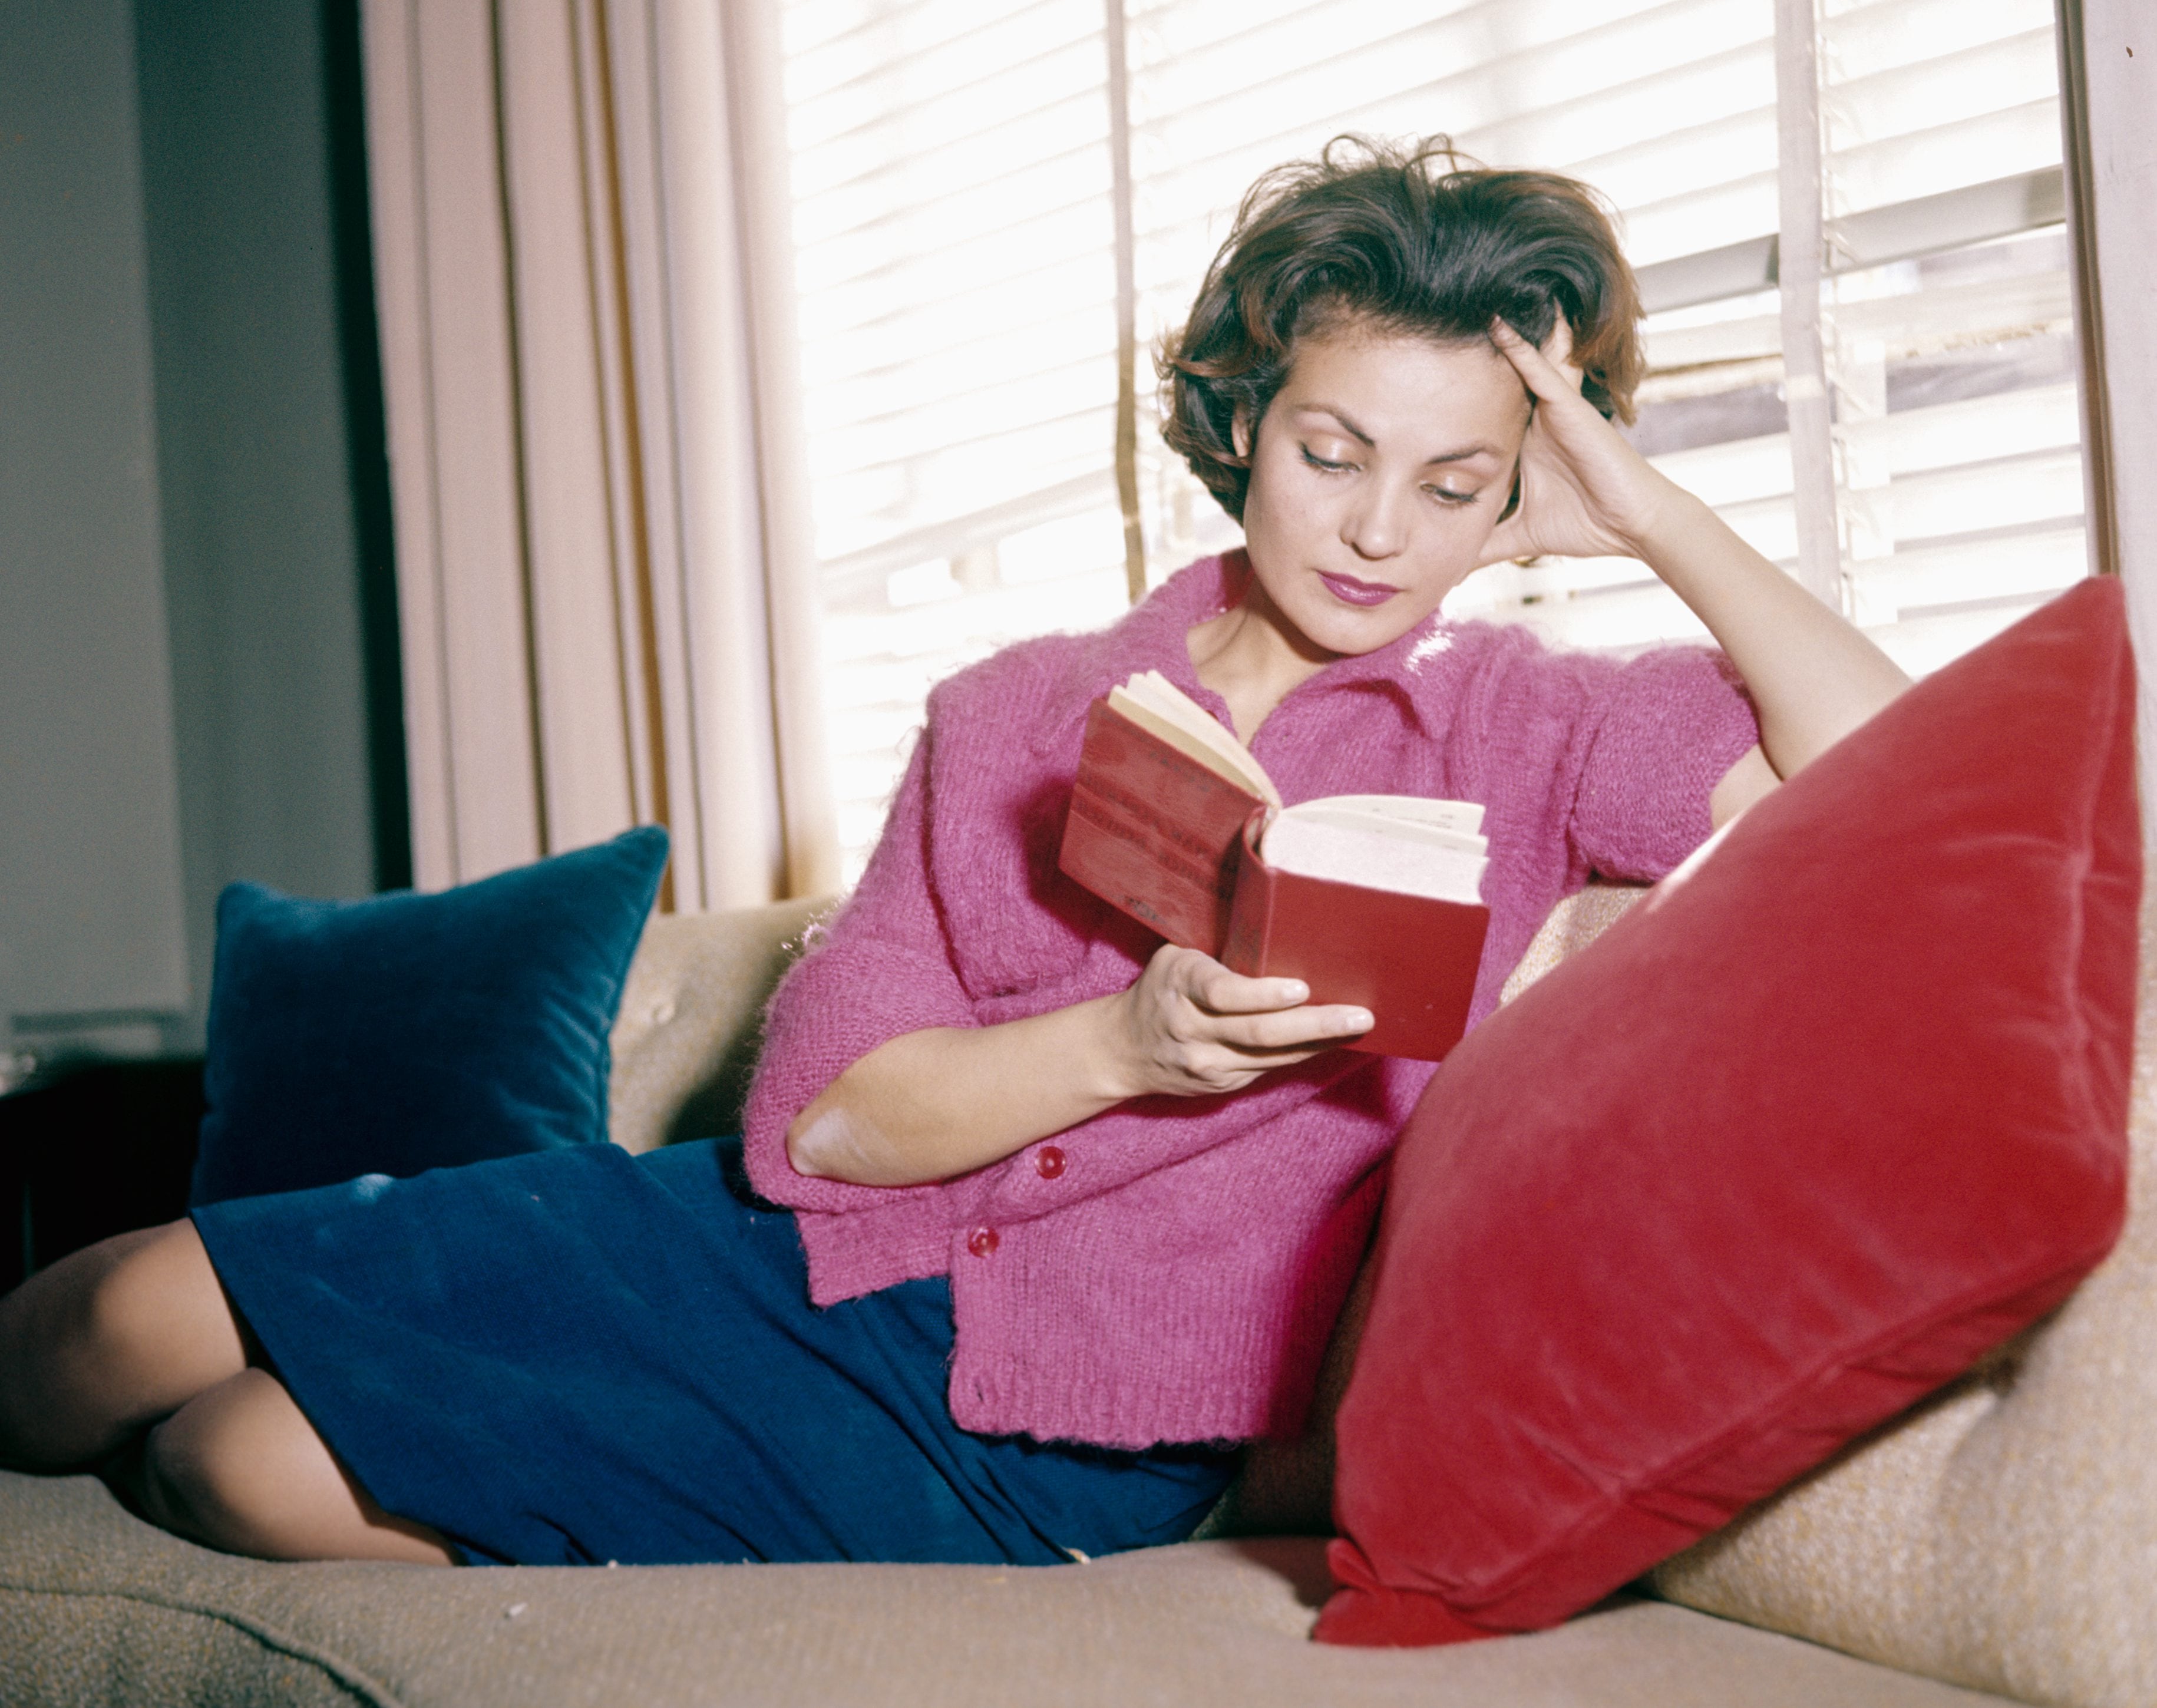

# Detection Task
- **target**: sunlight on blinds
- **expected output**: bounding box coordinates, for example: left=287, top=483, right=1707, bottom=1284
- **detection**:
left=785, top=0, right=1131, bottom=869
left=781, top=0, right=2087, bottom=880
left=1450, top=0, right=2079, bottom=675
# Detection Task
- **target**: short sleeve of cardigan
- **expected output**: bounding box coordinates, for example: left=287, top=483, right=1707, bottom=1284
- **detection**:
left=1567, top=643, right=1759, bottom=882
left=740, top=731, right=980, bottom=1215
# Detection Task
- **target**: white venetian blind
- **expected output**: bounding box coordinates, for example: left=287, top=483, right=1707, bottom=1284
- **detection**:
left=779, top=0, right=2087, bottom=880
left=783, top=0, right=1132, bottom=873
left=1448, top=0, right=2082, bottom=675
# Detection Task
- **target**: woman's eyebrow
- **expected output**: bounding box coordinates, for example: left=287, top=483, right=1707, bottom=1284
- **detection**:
left=1295, top=403, right=1502, bottom=465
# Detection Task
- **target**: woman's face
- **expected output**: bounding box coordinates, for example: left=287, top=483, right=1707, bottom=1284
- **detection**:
left=1236, top=326, right=1533, bottom=658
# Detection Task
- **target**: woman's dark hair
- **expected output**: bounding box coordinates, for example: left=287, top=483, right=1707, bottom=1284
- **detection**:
left=1160, top=136, right=1644, bottom=522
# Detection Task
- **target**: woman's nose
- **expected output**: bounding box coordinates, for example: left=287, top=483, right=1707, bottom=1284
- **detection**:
left=1341, top=482, right=1408, bottom=560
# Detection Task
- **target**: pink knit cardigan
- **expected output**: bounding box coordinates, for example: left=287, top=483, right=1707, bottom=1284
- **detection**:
left=743, top=553, right=1758, bottom=1449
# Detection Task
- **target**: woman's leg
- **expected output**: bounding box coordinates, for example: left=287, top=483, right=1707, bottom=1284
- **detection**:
left=0, top=1220, right=243, bottom=1469
left=130, top=1368, right=454, bottom=1564
left=0, top=1220, right=453, bottom=1564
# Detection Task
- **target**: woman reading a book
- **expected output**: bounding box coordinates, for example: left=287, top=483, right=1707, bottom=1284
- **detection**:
left=0, top=138, right=1905, bottom=1567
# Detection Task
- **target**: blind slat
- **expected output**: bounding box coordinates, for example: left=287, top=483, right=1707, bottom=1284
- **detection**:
left=787, top=0, right=1088, bottom=111
left=1824, top=0, right=2055, bottom=82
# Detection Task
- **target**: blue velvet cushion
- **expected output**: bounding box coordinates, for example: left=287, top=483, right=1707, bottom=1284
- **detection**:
left=190, top=827, right=669, bottom=1205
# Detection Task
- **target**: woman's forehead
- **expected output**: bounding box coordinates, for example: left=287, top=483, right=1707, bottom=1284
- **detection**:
left=1273, top=329, right=1531, bottom=448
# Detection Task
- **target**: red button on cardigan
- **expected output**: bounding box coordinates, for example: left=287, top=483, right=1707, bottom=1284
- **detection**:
left=966, top=1225, right=1000, bottom=1258
left=1035, top=1145, right=1066, bottom=1179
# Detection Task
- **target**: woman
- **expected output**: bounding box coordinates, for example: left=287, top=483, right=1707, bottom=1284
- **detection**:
left=0, top=139, right=1906, bottom=1567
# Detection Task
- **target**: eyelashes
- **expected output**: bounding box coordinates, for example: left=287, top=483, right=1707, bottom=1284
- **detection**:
left=1299, top=445, right=1481, bottom=505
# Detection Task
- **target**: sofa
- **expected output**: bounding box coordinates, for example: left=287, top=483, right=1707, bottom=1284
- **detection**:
left=13, top=876, right=2148, bottom=1708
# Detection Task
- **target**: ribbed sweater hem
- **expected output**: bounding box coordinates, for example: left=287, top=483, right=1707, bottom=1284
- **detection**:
left=946, top=1363, right=1272, bottom=1451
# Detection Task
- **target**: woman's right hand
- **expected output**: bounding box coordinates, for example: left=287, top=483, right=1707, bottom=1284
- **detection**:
left=1106, top=943, right=1373, bottom=1099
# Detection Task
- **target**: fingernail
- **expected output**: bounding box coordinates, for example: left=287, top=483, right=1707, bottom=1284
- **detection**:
left=1281, top=980, right=1309, bottom=1003
left=1343, top=1009, right=1374, bottom=1032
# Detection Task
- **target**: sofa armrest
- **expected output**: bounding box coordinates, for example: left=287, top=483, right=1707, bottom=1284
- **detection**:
left=1498, top=883, right=1647, bottom=1007
left=607, top=895, right=834, bottom=1154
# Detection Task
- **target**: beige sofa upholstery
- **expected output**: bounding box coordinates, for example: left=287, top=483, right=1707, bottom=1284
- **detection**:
left=0, top=894, right=2068, bottom=1706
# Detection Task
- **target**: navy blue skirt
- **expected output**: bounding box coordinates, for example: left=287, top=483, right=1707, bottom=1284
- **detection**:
left=192, top=1139, right=1234, bottom=1567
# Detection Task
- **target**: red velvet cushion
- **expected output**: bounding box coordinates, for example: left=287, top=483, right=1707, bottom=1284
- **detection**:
left=1317, top=579, right=2140, bottom=1647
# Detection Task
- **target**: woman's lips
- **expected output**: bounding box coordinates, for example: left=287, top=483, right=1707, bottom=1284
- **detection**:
left=1317, top=570, right=1401, bottom=607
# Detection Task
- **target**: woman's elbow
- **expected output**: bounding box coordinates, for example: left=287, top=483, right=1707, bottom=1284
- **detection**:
left=785, top=1102, right=843, bottom=1180
left=786, top=1086, right=897, bottom=1184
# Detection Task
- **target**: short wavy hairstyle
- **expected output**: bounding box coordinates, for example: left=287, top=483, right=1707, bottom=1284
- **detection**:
left=1160, top=136, right=1644, bottom=523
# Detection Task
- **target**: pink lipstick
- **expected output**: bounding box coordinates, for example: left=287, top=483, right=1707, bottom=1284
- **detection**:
left=1317, top=570, right=1400, bottom=607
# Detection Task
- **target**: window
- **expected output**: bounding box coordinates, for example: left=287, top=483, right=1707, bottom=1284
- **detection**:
left=781, top=0, right=2085, bottom=879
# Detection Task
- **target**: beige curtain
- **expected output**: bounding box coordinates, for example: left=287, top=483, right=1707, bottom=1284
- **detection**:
left=359, top=0, right=837, bottom=907
left=2059, top=0, right=2157, bottom=814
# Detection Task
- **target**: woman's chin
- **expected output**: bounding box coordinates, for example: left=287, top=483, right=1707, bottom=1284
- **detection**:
left=1279, top=594, right=1430, bottom=659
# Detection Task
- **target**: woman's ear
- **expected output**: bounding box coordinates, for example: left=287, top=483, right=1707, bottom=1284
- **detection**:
left=1231, top=405, right=1253, bottom=461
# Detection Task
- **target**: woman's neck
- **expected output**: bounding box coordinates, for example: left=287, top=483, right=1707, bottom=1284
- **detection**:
left=1186, top=577, right=1337, bottom=744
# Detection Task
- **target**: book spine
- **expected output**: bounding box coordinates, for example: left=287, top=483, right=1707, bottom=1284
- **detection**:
left=1221, top=818, right=1277, bottom=977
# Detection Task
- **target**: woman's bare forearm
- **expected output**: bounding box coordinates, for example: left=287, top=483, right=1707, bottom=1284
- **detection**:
left=1486, top=328, right=1905, bottom=821
left=785, top=997, right=1134, bottom=1187
left=1634, top=484, right=1910, bottom=782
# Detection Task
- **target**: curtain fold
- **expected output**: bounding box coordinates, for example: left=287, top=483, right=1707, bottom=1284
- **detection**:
left=359, top=0, right=838, bottom=905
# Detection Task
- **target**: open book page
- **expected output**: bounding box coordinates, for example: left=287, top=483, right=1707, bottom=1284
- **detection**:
left=1261, top=812, right=1488, bottom=906
left=1277, top=803, right=1487, bottom=856
left=1304, top=793, right=1484, bottom=836
left=1108, top=672, right=1282, bottom=808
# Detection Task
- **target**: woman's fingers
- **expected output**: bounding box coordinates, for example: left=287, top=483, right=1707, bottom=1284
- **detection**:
left=1537, top=318, right=1587, bottom=393
left=1166, top=950, right=1371, bottom=1038
left=1540, top=314, right=1577, bottom=375
left=1210, top=1002, right=1374, bottom=1052
left=1122, top=945, right=1372, bottom=1095
left=1182, top=955, right=1309, bottom=1016
left=1491, top=318, right=1585, bottom=405
left=1489, top=318, right=1566, bottom=399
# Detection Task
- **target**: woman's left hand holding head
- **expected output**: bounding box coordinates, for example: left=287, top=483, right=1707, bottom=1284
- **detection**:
left=1471, top=316, right=1910, bottom=830
left=1476, top=318, right=1679, bottom=570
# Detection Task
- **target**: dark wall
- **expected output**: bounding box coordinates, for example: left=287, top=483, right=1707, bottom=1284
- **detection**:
left=134, top=0, right=407, bottom=1049
left=0, top=0, right=193, bottom=1050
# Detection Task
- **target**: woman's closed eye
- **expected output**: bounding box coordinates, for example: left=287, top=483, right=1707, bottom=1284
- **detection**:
left=1300, top=440, right=1485, bottom=506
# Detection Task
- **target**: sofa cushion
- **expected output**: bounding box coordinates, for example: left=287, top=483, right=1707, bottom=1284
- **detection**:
left=192, top=828, right=668, bottom=1204
left=1318, top=579, right=2139, bottom=1647
left=0, top=1469, right=2020, bottom=1708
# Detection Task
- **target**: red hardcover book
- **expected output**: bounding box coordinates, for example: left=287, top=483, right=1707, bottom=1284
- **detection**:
left=1056, top=677, right=1492, bottom=1062
left=1059, top=699, right=1263, bottom=952
left=1220, top=819, right=1488, bottom=1062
